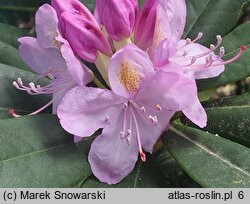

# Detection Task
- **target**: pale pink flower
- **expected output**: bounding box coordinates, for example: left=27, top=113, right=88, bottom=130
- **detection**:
left=58, top=45, right=197, bottom=184
left=10, top=4, right=92, bottom=117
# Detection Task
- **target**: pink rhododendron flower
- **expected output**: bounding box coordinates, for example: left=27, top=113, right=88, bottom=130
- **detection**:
left=12, top=0, right=246, bottom=185
left=52, top=0, right=98, bottom=25
left=58, top=45, right=197, bottom=184
left=96, top=0, right=138, bottom=41
left=59, top=11, right=112, bottom=63
left=10, top=4, right=92, bottom=116
left=139, top=0, right=246, bottom=128
left=134, top=0, right=186, bottom=50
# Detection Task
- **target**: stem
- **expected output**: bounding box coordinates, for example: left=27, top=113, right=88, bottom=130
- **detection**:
left=93, top=76, right=106, bottom=89
left=0, top=6, right=36, bottom=12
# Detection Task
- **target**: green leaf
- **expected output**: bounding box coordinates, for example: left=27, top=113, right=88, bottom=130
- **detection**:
left=138, top=0, right=144, bottom=8
left=0, top=41, right=29, bottom=70
left=163, top=123, right=250, bottom=187
left=0, top=63, right=51, bottom=119
left=197, top=21, right=250, bottom=91
left=0, top=23, right=28, bottom=48
left=0, top=114, right=93, bottom=187
left=184, top=0, right=250, bottom=46
left=202, top=92, right=250, bottom=147
left=81, top=155, right=166, bottom=188
left=154, top=147, right=193, bottom=187
left=79, top=0, right=95, bottom=11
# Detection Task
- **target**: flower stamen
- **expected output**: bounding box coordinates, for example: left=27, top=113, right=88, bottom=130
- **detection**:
left=131, top=107, right=146, bottom=162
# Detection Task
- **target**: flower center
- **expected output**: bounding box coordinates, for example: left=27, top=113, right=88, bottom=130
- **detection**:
left=119, top=62, right=140, bottom=93
left=53, top=32, right=61, bottom=51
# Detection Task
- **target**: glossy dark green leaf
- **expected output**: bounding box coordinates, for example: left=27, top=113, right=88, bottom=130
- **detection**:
left=183, top=0, right=250, bottom=46
left=79, top=0, right=95, bottom=11
left=197, top=21, right=250, bottom=91
left=202, top=92, right=250, bottom=147
left=0, top=114, right=93, bottom=187
left=0, top=63, right=51, bottom=119
left=138, top=0, right=144, bottom=8
left=0, top=23, right=28, bottom=48
left=0, top=41, right=29, bottom=70
left=163, top=123, right=250, bottom=187
left=154, top=146, right=193, bottom=187
left=81, top=155, right=166, bottom=188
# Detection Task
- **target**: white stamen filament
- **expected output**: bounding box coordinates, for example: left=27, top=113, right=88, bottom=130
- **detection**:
left=172, top=32, right=246, bottom=70
left=131, top=107, right=146, bottom=162
left=10, top=67, right=75, bottom=118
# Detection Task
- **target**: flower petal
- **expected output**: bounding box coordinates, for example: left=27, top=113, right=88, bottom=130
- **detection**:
left=108, top=44, right=154, bottom=99
left=183, top=98, right=207, bottom=128
left=52, top=0, right=98, bottom=26
left=134, top=107, right=174, bottom=153
left=52, top=82, right=77, bottom=114
left=89, top=112, right=138, bottom=184
left=170, top=40, right=225, bottom=80
left=59, top=12, right=112, bottom=63
left=154, top=0, right=186, bottom=44
left=60, top=43, right=93, bottom=85
left=35, top=4, right=60, bottom=48
left=136, top=71, right=197, bottom=111
left=73, top=135, right=83, bottom=143
left=96, top=0, right=138, bottom=41
left=18, top=37, right=67, bottom=75
left=150, top=38, right=177, bottom=68
left=134, top=0, right=157, bottom=50
left=57, top=86, right=125, bottom=137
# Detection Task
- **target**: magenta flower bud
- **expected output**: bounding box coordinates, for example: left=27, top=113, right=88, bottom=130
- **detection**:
left=59, top=12, right=112, bottom=63
left=134, top=0, right=157, bottom=50
left=96, top=0, right=138, bottom=41
left=52, top=0, right=99, bottom=27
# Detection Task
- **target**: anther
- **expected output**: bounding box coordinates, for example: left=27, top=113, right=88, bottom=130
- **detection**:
left=120, top=132, right=125, bottom=139
left=124, top=102, right=128, bottom=109
left=219, top=47, right=225, bottom=57
left=156, top=104, right=162, bottom=111
left=182, top=51, right=188, bottom=57
left=149, top=115, right=158, bottom=125
left=197, top=32, right=203, bottom=39
left=17, top=77, right=23, bottom=86
left=13, top=81, right=19, bottom=88
left=216, top=35, right=222, bottom=44
left=36, top=85, right=42, bottom=92
left=29, top=82, right=37, bottom=92
left=191, top=57, right=197, bottom=64
left=186, top=38, right=191, bottom=45
left=105, top=116, right=110, bottom=123
left=140, top=106, right=146, bottom=112
left=127, top=137, right=132, bottom=145
left=126, top=129, right=132, bottom=137
left=210, top=44, right=215, bottom=50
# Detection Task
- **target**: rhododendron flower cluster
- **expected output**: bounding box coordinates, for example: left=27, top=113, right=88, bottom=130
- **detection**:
left=11, top=0, right=245, bottom=184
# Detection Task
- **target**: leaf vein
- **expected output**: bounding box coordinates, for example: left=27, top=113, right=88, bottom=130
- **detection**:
left=170, top=126, right=250, bottom=177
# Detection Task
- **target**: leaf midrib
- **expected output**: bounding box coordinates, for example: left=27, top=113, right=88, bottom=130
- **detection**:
left=0, top=107, right=30, bottom=113
left=205, top=105, right=250, bottom=111
left=170, top=126, right=250, bottom=177
left=0, top=142, right=73, bottom=166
